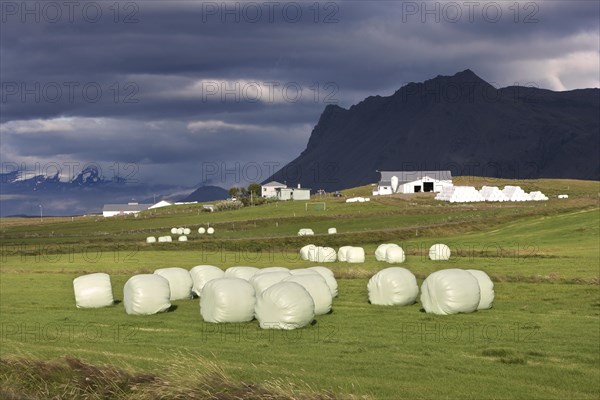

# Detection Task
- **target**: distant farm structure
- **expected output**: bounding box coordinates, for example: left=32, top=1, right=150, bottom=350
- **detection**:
left=372, top=170, right=453, bottom=195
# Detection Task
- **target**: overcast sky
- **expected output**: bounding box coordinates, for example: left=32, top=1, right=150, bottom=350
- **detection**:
left=1, top=0, right=598, bottom=188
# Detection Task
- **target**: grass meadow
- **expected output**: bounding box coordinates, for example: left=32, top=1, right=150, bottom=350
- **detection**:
left=1, top=177, right=598, bottom=399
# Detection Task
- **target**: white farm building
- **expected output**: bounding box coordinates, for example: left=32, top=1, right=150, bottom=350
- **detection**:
left=102, top=203, right=151, bottom=217
left=373, top=171, right=452, bottom=195
left=261, top=181, right=287, bottom=198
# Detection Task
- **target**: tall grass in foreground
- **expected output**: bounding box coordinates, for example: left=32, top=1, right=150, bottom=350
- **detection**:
left=0, top=355, right=363, bottom=400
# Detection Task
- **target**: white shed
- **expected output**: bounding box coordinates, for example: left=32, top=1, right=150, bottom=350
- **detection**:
left=102, top=203, right=151, bottom=218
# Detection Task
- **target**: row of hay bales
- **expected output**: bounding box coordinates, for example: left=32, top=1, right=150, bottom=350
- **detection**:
left=147, top=226, right=215, bottom=244
left=73, top=266, right=338, bottom=330
left=299, top=243, right=451, bottom=263
left=368, top=267, right=494, bottom=315
left=436, top=185, right=549, bottom=203
left=74, top=265, right=493, bottom=320
left=298, top=228, right=338, bottom=236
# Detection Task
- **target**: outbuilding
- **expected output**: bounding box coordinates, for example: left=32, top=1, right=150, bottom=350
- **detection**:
left=373, top=171, right=452, bottom=195
left=102, top=202, right=151, bottom=218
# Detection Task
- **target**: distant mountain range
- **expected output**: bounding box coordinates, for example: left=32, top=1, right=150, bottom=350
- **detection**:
left=265, top=69, right=599, bottom=191
left=0, top=166, right=226, bottom=217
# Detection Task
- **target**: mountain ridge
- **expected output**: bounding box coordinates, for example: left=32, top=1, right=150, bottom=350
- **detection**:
left=265, top=70, right=599, bottom=191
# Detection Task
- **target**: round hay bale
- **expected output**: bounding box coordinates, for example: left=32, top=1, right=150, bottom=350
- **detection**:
left=224, top=266, right=259, bottom=281
left=420, top=269, right=480, bottom=315
left=249, top=271, right=292, bottom=295
left=367, top=267, right=418, bottom=306
left=297, top=228, right=314, bottom=236
left=123, top=274, right=171, bottom=315
left=154, top=267, right=193, bottom=300
left=283, top=274, right=332, bottom=315
left=346, top=247, right=365, bottom=263
left=466, top=269, right=495, bottom=310
left=289, top=268, right=320, bottom=276
left=300, top=244, right=317, bottom=261
left=207, top=227, right=215, bottom=235
left=176, top=228, right=184, bottom=235
left=337, top=246, right=352, bottom=262
left=429, top=243, right=451, bottom=261
left=200, top=278, right=255, bottom=323
left=170, top=228, right=177, bottom=234
left=198, top=227, right=206, bottom=234
left=146, top=236, right=156, bottom=244
left=255, top=282, right=315, bottom=330
left=328, top=228, right=337, bottom=234
left=73, top=273, right=114, bottom=308
left=375, top=244, right=399, bottom=261
left=307, top=266, right=338, bottom=297
left=178, top=235, right=188, bottom=242
left=385, top=246, right=405, bottom=264
left=190, top=265, right=224, bottom=296
left=314, top=246, right=336, bottom=263
left=183, top=228, right=191, bottom=235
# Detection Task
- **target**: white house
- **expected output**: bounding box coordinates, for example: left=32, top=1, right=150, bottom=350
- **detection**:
left=261, top=181, right=287, bottom=198
left=148, top=200, right=173, bottom=209
left=102, top=202, right=152, bottom=217
left=373, top=171, right=452, bottom=195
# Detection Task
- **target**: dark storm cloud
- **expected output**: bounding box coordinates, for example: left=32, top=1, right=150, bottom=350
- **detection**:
left=1, top=0, right=598, bottom=188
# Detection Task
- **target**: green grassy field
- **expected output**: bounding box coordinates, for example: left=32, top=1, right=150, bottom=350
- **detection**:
left=1, top=178, right=599, bottom=399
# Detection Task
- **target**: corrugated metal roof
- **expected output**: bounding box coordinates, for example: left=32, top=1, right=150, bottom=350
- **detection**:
left=102, top=204, right=152, bottom=212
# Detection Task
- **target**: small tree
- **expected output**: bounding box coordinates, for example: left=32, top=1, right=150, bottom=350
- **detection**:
left=228, top=187, right=240, bottom=198
left=247, top=183, right=261, bottom=197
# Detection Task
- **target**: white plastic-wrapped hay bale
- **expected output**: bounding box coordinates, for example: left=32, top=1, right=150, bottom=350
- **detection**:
left=346, top=247, right=365, bottom=263
left=198, top=227, right=206, bottom=234
left=367, top=267, right=418, bottom=306
left=164, top=236, right=172, bottom=242
left=466, top=269, right=495, bottom=310
left=283, top=274, right=332, bottom=315
left=157, top=236, right=171, bottom=243
left=207, top=227, right=215, bottom=235
left=170, top=227, right=178, bottom=234
left=73, top=273, right=114, bottom=308
left=178, top=235, right=188, bottom=242
left=528, top=191, right=548, bottom=201
left=420, top=269, right=481, bottom=315
left=385, top=246, right=405, bottom=264
left=123, top=274, right=171, bottom=315
left=200, top=278, right=255, bottom=323
left=314, top=246, right=337, bottom=263
left=300, top=244, right=317, bottom=261
left=307, top=266, right=338, bottom=297
left=255, top=267, right=290, bottom=275
left=337, top=246, right=352, bottom=262
left=429, top=243, right=451, bottom=261
left=502, top=186, right=528, bottom=202
left=190, top=265, right=224, bottom=296
left=154, top=267, right=193, bottom=300
left=183, top=228, right=191, bottom=235
left=558, top=194, right=568, bottom=199
left=255, top=281, right=315, bottom=330
left=375, top=244, right=399, bottom=261
left=328, top=228, right=337, bottom=234
left=298, top=228, right=314, bottom=236
left=146, top=236, right=156, bottom=244
left=249, top=271, right=291, bottom=295
left=176, top=228, right=184, bottom=235
left=224, top=266, right=259, bottom=281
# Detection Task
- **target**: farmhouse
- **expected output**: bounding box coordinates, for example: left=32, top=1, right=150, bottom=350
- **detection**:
left=261, top=181, right=287, bottom=198
left=373, top=171, right=452, bottom=195
left=102, top=202, right=151, bottom=217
